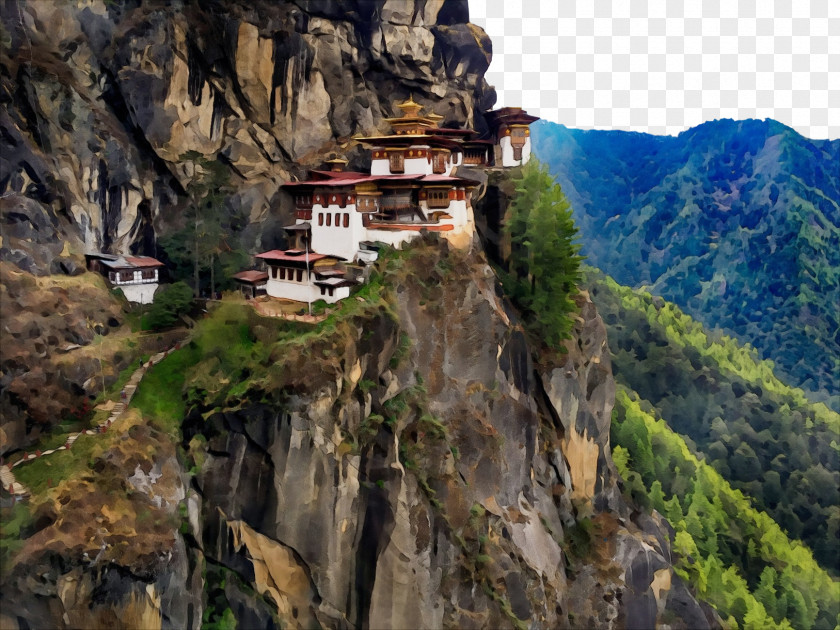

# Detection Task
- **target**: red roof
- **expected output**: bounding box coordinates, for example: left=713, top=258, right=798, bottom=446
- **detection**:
left=256, top=250, right=334, bottom=263
left=283, top=173, right=421, bottom=188
left=124, top=256, right=164, bottom=268
left=308, top=170, right=369, bottom=180
left=232, top=270, right=268, bottom=283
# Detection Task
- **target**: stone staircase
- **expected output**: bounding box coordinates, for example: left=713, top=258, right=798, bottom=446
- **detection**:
left=1, top=342, right=185, bottom=498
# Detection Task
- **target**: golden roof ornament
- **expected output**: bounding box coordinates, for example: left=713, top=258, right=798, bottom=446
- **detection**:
left=396, top=94, right=423, bottom=118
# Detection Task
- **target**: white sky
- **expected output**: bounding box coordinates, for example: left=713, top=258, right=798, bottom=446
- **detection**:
left=469, top=0, right=840, bottom=139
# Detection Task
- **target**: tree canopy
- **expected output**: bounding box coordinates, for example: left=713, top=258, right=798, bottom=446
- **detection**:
left=502, top=160, right=584, bottom=347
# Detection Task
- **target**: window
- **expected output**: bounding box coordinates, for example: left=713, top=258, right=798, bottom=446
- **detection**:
left=389, top=151, right=404, bottom=173
left=343, top=213, right=349, bottom=228
left=512, top=146, right=523, bottom=161
left=432, top=152, right=447, bottom=174
left=296, top=269, right=303, bottom=282
left=318, top=213, right=324, bottom=226
left=326, top=213, right=331, bottom=227
left=142, top=269, right=155, bottom=280
left=427, top=189, right=450, bottom=209
left=328, top=288, right=334, bottom=297
left=320, top=286, right=326, bottom=296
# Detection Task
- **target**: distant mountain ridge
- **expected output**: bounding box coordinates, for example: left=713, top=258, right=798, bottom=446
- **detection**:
left=533, top=118, right=840, bottom=408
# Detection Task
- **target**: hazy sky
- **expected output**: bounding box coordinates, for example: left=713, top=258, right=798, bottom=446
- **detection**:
left=469, top=0, right=839, bottom=139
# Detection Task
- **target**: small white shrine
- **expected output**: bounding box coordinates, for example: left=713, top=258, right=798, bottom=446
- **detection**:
left=85, top=253, right=164, bottom=304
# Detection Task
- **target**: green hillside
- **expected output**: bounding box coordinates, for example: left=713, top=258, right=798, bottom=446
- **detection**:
left=585, top=267, right=840, bottom=576
left=533, top=119, right=840, bottom=409
left=612, top=388, right=839, bottom=629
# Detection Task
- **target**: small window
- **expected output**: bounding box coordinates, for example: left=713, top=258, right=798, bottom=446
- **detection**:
left=513, top=146, right=523, bottom=161
left=318, top=213, right=324, bottom=226
left=320, top=286, right=326, bottom=295
left=328, top=287, right=334, bottom=297
left=343, top=213, right=349, bottom=228
left=432, top=152, right=447, bottom=174
left=326, top=213, right=331, bottom=227
left=297, top=269, right=303, bottom=282
left=389, top=152, right=404, bottom=173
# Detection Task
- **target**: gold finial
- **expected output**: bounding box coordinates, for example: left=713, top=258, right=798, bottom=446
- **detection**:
left=397, top=94, right=423, bottom=117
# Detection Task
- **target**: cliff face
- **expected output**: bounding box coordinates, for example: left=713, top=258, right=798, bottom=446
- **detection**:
left=1, top=0, right=495, bottom=265
left=3, top=241, right=717, bottom=629
left=0, top=0, right=494, bottom=450
left=1, top=2, right=716, bottom=627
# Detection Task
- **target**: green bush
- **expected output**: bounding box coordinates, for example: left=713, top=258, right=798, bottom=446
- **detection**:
left=145, top=282, right=193, bottom=330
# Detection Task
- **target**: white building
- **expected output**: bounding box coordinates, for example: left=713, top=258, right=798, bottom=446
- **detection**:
left=85, top=253, right=164, bottom=304
left=246, top=98, right=538, bottom=305
left=485, top=107, right=540, bottom=167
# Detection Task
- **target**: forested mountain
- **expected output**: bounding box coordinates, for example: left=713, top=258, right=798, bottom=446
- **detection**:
left=612, top=387, right=838, bottom=629
left=584, top=268, right=840, bottom=578
left=533, top=119, right=840, bottom=410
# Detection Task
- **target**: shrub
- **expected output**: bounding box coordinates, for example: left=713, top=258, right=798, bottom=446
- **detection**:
left=145, top=282, right=193, bottom=330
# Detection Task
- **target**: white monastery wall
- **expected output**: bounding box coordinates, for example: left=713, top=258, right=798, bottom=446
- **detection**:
left=122, top=283, right=159, bottom=304
left=309, top=204, right=366, bottom=261
left=499, top=136, right=532, bottom=167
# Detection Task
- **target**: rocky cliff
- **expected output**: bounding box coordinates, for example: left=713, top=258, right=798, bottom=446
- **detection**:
left=2, top=240, right=718, bottom=629
left=1, top=1, right=717, bottom=627
left=1, top=0, right=494, bottom=450
left=1, top=0, right=495, bottom=264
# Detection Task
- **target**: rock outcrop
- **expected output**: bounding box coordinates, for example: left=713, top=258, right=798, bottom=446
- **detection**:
left=0, top=1, right=717, bottom=627
left=0, top=0, right=494, bottom=452
left=1, top=0, right=495, bottom=263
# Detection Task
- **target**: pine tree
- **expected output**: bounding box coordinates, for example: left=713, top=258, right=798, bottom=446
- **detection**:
left=503, top=160, right=584, bottom=347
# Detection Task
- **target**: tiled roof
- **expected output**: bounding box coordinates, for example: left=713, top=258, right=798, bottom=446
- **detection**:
left=124, top=256, right=164, bottom=268
left=232, top=270, right=268, bottom=283
left=256, top=250, right=335, bottom=264
left=87, top=253, right=164, bottom=270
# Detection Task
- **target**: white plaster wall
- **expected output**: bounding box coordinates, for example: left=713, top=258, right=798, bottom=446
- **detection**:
left=310, top=204, right=366, bottom=260
left=370, top=154, right=433, bottom=176
left=370, top=158, right=391, bottom=175
left=122, top=283, right=159, bottom=305
left=364, top=227, right=421, bottom=249
left=499, top=136, right=532, bottom=167
left=111, top=269, right=159, bottom=284
left=266, top=276, right=348, bottom=304
left=266, top=274, right=317, bottom=302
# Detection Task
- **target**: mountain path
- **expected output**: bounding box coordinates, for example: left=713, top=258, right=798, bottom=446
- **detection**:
left=1, top=340, right=187, bottom=498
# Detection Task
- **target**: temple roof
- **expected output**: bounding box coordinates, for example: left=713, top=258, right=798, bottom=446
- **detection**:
left=284, top=173, right=477, bottom=189
left=355, top=133, right=463, bottom=150
left=86, top=253, right=164, bottom=270
left=314, top=277, right=359, bottom=288
left=256, top=250, right=346, bottom=265
left=485, top=107, right=540, bottom=126
left=283, top=222, right=311, bottom=232
left=232, top=270, right=268, bottom=284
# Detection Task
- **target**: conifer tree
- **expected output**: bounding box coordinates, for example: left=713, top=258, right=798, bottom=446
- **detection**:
left=503, top=160, right=584, bottom=346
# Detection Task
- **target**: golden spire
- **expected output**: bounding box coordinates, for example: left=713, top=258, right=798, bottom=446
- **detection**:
left=396, top=94, right=423, bottom=118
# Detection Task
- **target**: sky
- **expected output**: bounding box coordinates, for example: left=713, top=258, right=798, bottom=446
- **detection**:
left=468, top=0, right=839, bottom=139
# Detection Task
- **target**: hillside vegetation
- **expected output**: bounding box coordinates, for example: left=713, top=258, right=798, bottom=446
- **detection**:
left=534, top=119, right=840, bottom=409
left=612, top=388, right=839, bottom=629
left=585, top=268, right=840, bottom=576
